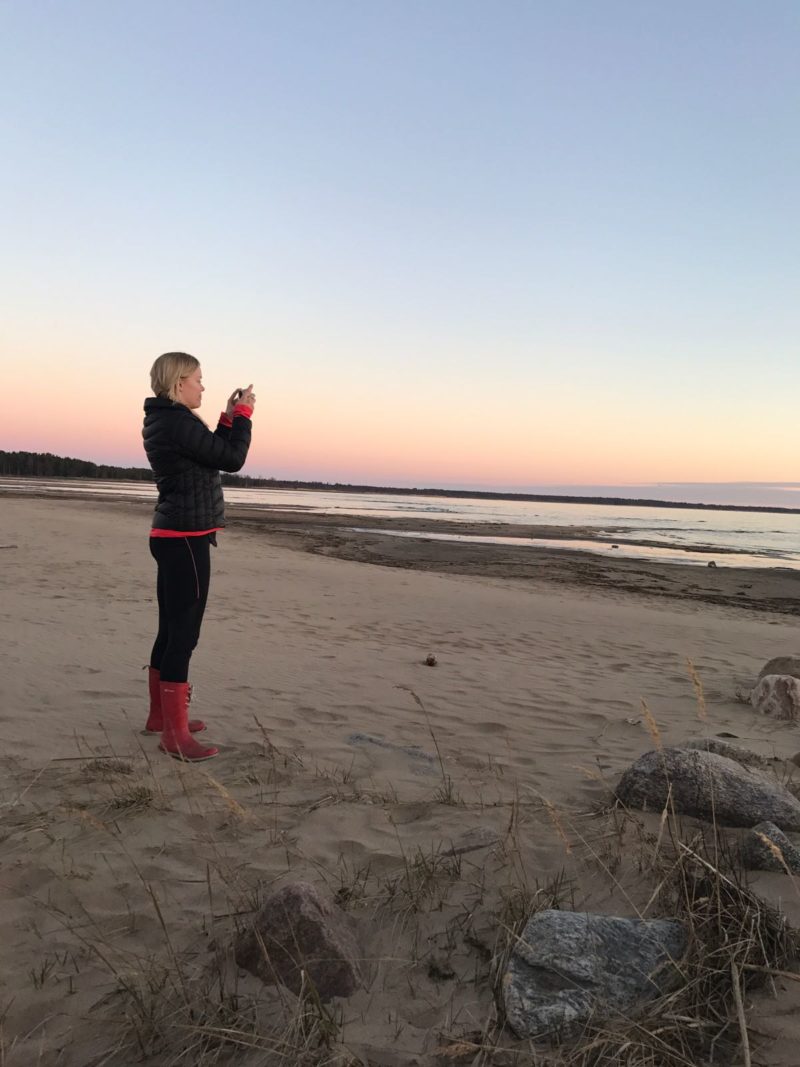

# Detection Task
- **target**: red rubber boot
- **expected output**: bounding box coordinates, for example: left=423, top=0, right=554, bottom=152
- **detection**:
left=159, top=682, right=219, bottom=761
left=145, top=668, right=206, bottom=734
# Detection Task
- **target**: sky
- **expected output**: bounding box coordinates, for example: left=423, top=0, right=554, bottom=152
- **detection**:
left=1, top=1, right=798, bottom=491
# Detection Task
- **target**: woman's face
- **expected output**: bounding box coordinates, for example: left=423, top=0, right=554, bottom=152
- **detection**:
left=175, top=365, right=204, bottom=409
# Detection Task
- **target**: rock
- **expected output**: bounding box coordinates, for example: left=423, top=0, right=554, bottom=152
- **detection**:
left=442, top=827, right=500, bottom=857
left=347, top=732, right=437, bottom=775
left=616, top=746, right=800, bottom=829
left=757, top=656, right=800, bottom=683
left=235, top=881, right=361, bottom=1000
left=424, top=653, right=438, bottom=667
left=751, top=675, right=800, bottom=720
left=740, top=821, right=800, bottom=873
left=681, top=737, right=776, bottom=770
left=707, top=560, right=717, bottom=567
left=502, top=910, right=687, bottom=1039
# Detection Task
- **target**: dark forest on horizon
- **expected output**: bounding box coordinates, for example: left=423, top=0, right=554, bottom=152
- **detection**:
left=1, top=450, right=798, bottom=516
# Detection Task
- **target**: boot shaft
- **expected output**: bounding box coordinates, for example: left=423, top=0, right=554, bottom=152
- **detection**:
left=159, top=681, right=218, bottom=762
left=160, top=681, right=191, bottom=738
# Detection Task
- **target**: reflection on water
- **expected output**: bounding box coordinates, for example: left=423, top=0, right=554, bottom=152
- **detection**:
left=4, top=477, right=800, bottom=569
left=354, top=528, right=795, bottom=570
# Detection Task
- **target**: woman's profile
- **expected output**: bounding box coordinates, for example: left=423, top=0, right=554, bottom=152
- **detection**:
left=142, top=352, right=255, bottom=761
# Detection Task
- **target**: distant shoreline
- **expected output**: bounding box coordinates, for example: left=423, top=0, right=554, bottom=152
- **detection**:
left=2, top=471, right=800, bottom=517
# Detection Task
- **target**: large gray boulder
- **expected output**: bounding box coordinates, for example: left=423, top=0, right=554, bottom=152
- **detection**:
left=757, top=656, right=800, bottom=682
left=616, top=747, right=800, bottom=829
left=681, top=737, right=776, bottom=770
left=235, top=881, right=361, bottom=1000
left=740, top=821, right=800, bottom=873
left=502, top=910, right=687, bottom=1039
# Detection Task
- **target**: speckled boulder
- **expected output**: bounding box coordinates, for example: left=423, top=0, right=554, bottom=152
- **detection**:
left=503, top=911, right=687, bottom=1039
left=616, top=746, right=800, bottom=829
left=740, top=821, right=800, bottom=873
left=681, top=737, right=775, bottom=770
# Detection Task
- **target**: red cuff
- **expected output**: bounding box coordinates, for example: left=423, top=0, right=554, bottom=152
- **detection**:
left=233, top=403, right=253, bottom=419
left=218, top=412, right=233, bottom=428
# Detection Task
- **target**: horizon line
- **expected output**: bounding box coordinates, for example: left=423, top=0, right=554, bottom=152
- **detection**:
left=3, top=449, right=800, bottom=517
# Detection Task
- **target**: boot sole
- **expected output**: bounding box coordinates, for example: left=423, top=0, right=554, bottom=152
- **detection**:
left=159, top=745, right=219, bottom=762
left=142, top=725, right=208, bottom=736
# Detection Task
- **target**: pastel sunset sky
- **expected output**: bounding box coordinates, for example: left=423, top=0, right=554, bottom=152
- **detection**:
left=1, top=1, right=798, bottom=490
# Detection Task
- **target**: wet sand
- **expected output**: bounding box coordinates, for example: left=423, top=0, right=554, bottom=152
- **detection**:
left=225, top=503, right=800, bottom=618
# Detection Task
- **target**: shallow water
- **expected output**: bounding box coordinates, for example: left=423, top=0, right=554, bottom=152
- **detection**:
left=354, top=527, right=792, bottom=569
left=4, top=478, right=800, bottom=569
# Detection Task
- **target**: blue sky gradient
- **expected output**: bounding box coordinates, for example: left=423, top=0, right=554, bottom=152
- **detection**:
left=2, top=1, right=798, bottom=487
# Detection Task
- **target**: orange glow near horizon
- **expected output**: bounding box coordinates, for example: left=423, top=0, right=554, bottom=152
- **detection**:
left=3, top=391, right=797, bottom=488
left=1, top=342, right=797, bottom=489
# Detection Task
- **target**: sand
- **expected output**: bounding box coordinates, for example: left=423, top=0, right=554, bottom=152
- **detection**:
left=2, top=493, right=800, bottom=1065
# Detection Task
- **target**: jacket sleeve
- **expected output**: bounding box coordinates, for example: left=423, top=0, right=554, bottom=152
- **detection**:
left=214, top=402, right=252, bottom=441
left=172, top=410, right=252, bottom=473
left=214, top=414, right=232, bottom=441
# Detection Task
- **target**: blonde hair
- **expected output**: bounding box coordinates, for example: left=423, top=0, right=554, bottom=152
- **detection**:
left=150, top=352, right=200, bottom=401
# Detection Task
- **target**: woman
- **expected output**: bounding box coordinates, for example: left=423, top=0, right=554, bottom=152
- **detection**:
left=142, top=352, right=255, bottom=761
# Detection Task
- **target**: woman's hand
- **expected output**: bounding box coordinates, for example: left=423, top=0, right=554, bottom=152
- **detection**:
left=238, top=384, right=256, bottom=411
left=225, top=389, right=240, bottom=419
left=226, top=384, right=256, bottom=418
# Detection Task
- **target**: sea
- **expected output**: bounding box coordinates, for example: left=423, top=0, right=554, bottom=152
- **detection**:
left=3, top=478, right=800, bottom=570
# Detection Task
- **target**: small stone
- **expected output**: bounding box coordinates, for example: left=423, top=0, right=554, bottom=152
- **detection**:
left=751, top=675, right=800, bottom=721
left=425, top=654, right=438, bottom=667
left=502, top=910, right=687, bottom=1039
left=427, top=955, right=456, bottom=982
left=707, top=560, right=717, bottom=568
left=234, top=881, right=361, bottom=1000
left=442, top=827, right=500, bottom=857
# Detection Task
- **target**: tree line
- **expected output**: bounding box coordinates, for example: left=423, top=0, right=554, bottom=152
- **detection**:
left=1, top=450, right=796, bottom=515
left=0, top=451, right=154, bottom=480
left=0, top=450, right=353, bottom=491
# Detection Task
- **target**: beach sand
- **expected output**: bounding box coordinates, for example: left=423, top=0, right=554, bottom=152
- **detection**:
left=3, top=494, right=800, bottom=1065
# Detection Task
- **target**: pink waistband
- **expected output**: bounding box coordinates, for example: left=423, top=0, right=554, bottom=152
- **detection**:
left=150, top=528, right=222, bottom=538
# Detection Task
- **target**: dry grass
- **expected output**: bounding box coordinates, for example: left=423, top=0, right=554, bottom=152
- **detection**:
left=2, top=705, right=800, bottom=1067
left=398, top=686, right=462, bottom=805
left=640, top=700, right=663, bottom=751
left=686, top=658, right=708, bottom=723
left=81, top=757, right=135, bottom=779
left=544, top=821, right=798, bottom=1067
left=107, top=783, right=154, bottom=814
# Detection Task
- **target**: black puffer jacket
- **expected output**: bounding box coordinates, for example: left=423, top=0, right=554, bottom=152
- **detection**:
left=142, top=398, right=252, bottom=531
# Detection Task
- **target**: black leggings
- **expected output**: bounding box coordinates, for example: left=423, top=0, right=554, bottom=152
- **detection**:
left=149, top=535, right=212, bottom=683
